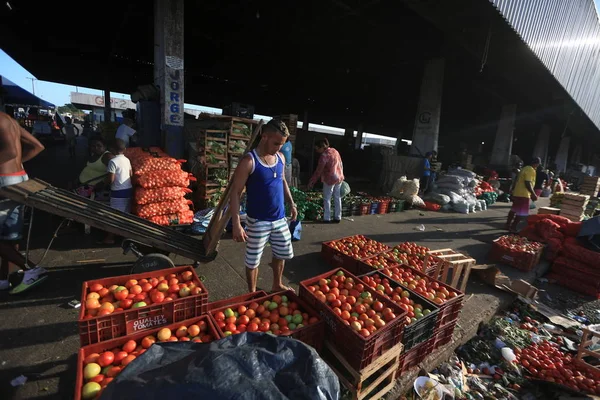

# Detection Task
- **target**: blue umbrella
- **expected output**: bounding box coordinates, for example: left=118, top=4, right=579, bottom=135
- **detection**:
left=0, top=75, right=55, bottom=108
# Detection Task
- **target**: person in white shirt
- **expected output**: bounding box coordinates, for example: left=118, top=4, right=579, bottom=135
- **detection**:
left=115, top=118, right=136, bottom=147
left=101, top=139, right=132, bottom=244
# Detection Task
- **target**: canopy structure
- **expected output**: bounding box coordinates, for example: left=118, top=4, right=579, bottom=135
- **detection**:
left=0, top=75, right=55, bottom=108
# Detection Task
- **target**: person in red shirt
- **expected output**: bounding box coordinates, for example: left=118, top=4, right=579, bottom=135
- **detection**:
left=308, top=139, right=345, bottom=223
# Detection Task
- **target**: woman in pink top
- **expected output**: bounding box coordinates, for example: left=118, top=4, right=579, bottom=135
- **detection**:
left=308, top=139, right=345, bottom=223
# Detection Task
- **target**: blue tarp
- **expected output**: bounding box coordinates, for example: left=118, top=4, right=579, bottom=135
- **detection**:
left=0, top=76, right=55, bottom=108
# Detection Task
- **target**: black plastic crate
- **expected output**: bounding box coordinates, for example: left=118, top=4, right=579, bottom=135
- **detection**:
left=359, top=270, right=439, bottom=351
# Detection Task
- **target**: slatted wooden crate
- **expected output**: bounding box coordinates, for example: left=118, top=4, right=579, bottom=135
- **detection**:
left=322, top=340, right=402, bottom=400
left=423, top=249, right=476, bottom=293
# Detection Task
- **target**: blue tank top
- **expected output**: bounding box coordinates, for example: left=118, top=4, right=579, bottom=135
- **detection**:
left=246, top=150, right=285, bottom=221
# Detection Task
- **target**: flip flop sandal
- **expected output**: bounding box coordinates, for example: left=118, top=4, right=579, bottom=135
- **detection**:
left=10, top=274, right=49, bottom=295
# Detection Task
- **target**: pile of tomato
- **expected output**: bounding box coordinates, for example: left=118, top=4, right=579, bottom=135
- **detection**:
left=305, top=270, right=399, bottom=338
left=380, top=265, right=459, bottom=305
left=212, top=294, right=319, bottom=336
left=394, top=242, right=431, bottom=257
left=361, top=273, right=434, bottom=326
left=496, top=235, right=544, bottom=254
left=363, top=255, right=398, bottom=269
left=328, top=235, right=390, bottom=260
left=517, top=340, right=600, bottom=395
left=385, top=251, right=426, bottom=272
left=80, top=318, right=215, bottom=399
left=83, top=271, right=203, bottom=319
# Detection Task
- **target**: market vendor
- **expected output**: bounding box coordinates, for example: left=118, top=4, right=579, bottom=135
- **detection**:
left=0, top=111, right=47, bottom=294
left=229, top=119, right=297, bottom=293
left=308, top=138, right=345, bottom=223
left=505, top=157, right=540, bottom=233
left=420, top=151, right=434, bottom=195
left=77, top=136, right=114, bottom=191
left=281, top=138, right=293, bottom=186
left=115, top=118, right=136, bottom=147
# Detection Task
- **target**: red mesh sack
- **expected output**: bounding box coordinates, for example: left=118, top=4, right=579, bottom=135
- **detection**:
left=135, top=199, right=192, bottom=218
left=148, top=210, right=194, bottom=226
left=519, top=225, right=545, bottom=243
left=562, top=237, right=600, bottom=268
left=536, top=219, right=564, bottom=241
left=527, top=214, right=571, bottom=228
left=135, top=170, right=195, bottom=189
left=545, top=238, right=563, bottom=262
left=562, top=221, right=582, bottom=237
left=134, top=187, right=192, bottom=205
left=421, top=201, right=441, bottom=211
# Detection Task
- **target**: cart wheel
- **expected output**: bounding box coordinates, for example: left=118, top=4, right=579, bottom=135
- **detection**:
left=130, top=253, right=175, bottom=274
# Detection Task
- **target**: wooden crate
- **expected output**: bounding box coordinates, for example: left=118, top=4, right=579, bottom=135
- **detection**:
left=423, top=249, right=476, bottom=293
left=322, top=340, right=402, bottom=400
left=575, top=328, right=600, bottom=377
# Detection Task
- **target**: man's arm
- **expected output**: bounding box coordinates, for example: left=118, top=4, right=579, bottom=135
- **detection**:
left=19, top=127, right=45, bottom=162
left=230, top=155, right=252, bottom=242
left=75, top=125, right=80, bottom=135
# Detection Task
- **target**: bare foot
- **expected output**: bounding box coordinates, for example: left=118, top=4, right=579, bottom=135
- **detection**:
left=271, top=284, right=295, bottom=294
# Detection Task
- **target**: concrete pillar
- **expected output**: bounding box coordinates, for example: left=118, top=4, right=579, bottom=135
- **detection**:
left=154, top=0, right=184, bottom=158
left=410, top=58, right=445, bottom=156
left=554, top=136, right=570, bottom=173
left=490, top=104, right=517, bottom=166
left=355, top=125, right=364, bottom=149
left=533, top=124, right=550, bottom=166
left=103, top=89, right=111, bottom=123
left=571, top=143, right=582, bottom=165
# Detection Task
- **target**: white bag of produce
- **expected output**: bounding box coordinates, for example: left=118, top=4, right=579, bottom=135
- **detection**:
left=401, top=178, right=420, bottom=197
left=448, top=167, right=476, bottom=179
left=436, top=181, right=464, bottom=192
left=390, top=176, right=408, bottom=198
left=436, top=175, right=463, bottom=185
left=408, top=195, right=425, bottom=207
left=423, top=192, right=451, bottom=205
left=453, top=202, right=470, bottom=214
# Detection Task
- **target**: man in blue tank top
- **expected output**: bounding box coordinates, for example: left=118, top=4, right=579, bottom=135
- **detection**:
left=230, top=120, right=298, bottom=293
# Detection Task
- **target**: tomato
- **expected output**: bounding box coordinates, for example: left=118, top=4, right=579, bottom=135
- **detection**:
left=98, top=352, right=114, bottom=367
left=122, top=340, right=136, bottom=354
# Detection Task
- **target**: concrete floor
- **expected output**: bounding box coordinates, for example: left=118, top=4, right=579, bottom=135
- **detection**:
left=0, top=136, right=588, bottom=399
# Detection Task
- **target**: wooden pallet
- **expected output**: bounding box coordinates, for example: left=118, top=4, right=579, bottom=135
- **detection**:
left=574, top=328, right=600, bottom=380
left=322, top=341, right=402, bottom=400
left=423, top=249, right=476, bottom=292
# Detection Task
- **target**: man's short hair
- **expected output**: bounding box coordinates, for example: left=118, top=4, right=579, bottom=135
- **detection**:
left=315, top=138, right=329, bottom=148
left=264, top=119, right=289, bottom=137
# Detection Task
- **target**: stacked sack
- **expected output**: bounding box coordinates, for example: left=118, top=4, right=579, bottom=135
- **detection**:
left=390, top=176, right=425, bottom=207
left=519, top=214, right=600, bottom=297
left=433, top=168, right=479, bottom=214
left=126, top=147, right=195, bottom=226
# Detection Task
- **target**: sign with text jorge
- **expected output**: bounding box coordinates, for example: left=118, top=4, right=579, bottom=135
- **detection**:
left=164, top=56, right=184, bottom=127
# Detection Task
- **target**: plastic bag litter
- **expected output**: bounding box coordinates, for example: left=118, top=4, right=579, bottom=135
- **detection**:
left=100, top=333, right=340, bottom=400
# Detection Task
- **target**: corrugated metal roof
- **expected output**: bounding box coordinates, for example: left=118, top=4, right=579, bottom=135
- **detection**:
left=489, top=0, right=600, bottom=130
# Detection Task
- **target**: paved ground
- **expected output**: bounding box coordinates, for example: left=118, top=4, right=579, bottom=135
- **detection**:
left=0, top=136, right=592, bottom=399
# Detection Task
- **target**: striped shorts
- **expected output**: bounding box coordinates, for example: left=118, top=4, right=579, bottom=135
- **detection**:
left=245, top=217, right=294, bottom=269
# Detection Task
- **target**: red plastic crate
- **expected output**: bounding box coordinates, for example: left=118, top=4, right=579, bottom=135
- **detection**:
left=299, top=268, right=408, bottom=371
left=377, top=201, right=390, bottom=214
left=210, top=290, right=325, bottom=351
left=321, top=235, right=390, bottom=275
left=78, top=266, right=208, bottom=346
left=378, top=265, right=464, bottom=330
left=488, top=239, right=543, bottom=271
left=431, top=319, right=457, bottom=350
left=207, top=290, right=268, bottom=311
left=75, top=314, right=219, bottom=400
left=355, top=254, right=401, bottom=276
left=398, top=337, right=434, bottom=373
left=359, top=203, right=370, bottom=215
left=358, top=270, right=440, bottom=352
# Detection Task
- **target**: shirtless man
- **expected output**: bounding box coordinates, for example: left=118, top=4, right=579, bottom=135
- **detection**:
left=0, top=111, right=48, bottom=294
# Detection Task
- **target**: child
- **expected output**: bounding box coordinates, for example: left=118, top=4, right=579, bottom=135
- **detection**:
left=101, top=139, right=132, bottom=244
left=62, top=117, right=80, bottom=158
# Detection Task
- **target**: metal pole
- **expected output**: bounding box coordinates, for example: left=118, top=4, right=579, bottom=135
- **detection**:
left=26, top=77, right=36, bottom=94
